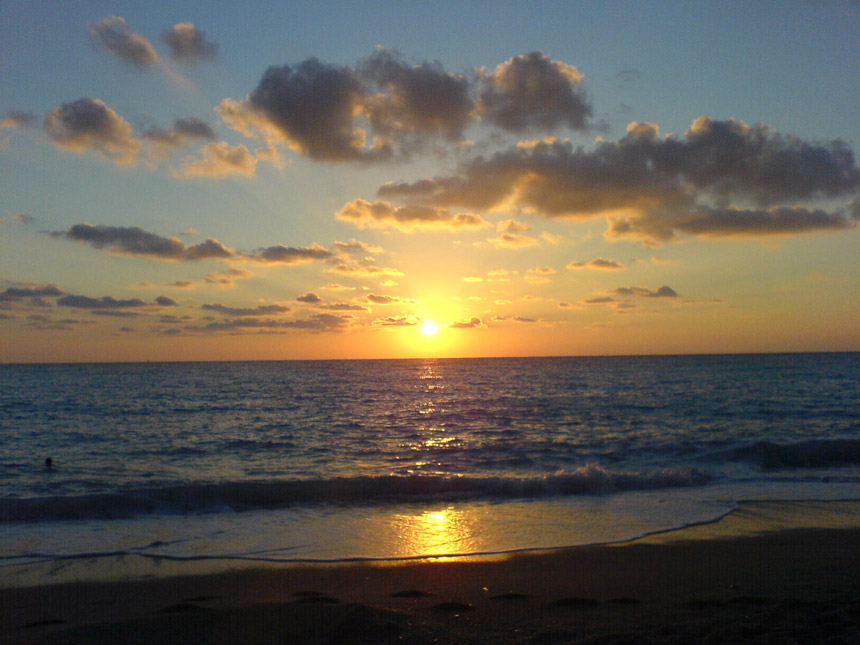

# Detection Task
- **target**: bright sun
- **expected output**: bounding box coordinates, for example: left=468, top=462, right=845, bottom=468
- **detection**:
left=420, top=319, right=440, bottom=336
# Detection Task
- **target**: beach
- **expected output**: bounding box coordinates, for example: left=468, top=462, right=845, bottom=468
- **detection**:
left=5, top=502, right=860, bottom=644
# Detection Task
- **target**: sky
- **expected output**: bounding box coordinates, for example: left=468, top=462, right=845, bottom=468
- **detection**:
left=1, top=1, right=859, bottom=363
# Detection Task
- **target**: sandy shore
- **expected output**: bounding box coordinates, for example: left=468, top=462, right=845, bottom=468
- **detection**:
left=5, top=506, right=860, bottom=643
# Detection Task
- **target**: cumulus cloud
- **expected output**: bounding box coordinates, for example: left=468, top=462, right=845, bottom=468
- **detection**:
left=202, top=303, right=291, bottom=316
left=57, top=294, right=147, bottom=309
left=0, top=284, right=64, bottom=302
left=610, top=285, right=679, bottom=298
left=373, top=315, right=420, bottom=327
left=333, top=238, right=385, bottom=255
left=296, top=292, right=323, bottom=304
left=376, top=117, right=859, bottom=243
left=363, top=293, right=414, bottom=305
left=160, top=22, right=218, bottom=64
left=449, top=316, right=485, bottom=328
left=247, top=243, right=332, bottom=264
left=203, top=312, right=352, bottom=332
left=218, top=50, right=594, bottom=163
left=336, top=199, right=488, bottom=232
left=327, top=263, right=404, bottom=278
left=54, top=224, right=233, bottom=261
left=172, top=142, right=257, bottom=179
left=359, top=48, right=474, bottom=141
left=44, top=98, right=141, bottom=165
left=89, top=16, right=159, bottom=69
left=143, top=117, right=216, bottom=154
left=1, top=110, right=35, bottom=129
left=567, top=258, right=624, bottom=270
left=155, top=296, right=178, bottom=306
left=478, top=51, right=591, bottom=132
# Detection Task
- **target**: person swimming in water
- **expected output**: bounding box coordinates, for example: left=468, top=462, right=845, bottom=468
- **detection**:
left=44, top=457, right=53, bottom=469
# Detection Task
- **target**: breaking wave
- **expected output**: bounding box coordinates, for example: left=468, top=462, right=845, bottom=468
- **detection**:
left=720, top=439, right=860, bottom=470
left=1, top=464, right=710, bottom=524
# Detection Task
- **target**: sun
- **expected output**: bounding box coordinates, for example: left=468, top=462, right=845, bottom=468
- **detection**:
left=420, top=319, right=440, bottom=336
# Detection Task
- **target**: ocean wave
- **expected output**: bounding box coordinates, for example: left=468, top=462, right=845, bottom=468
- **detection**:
left=720, top=439, right=860, bottom=470
left=0, top=464, right=710, bottom=524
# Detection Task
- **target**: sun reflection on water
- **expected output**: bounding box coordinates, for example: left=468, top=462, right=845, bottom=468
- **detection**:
left=394, top=506, right=479, bottom=557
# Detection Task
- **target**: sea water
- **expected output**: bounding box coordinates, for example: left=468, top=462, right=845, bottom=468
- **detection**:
left=2, top=354, right=859, bottom=583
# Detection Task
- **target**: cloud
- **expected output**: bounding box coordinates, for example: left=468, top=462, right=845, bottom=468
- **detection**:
left=160, top=23, right=218, bottom=64
left=44, top=98, right=141, bottom=164
left=487, top=232, right=540, bottom=248
left=336, top=198, right=488, bottom=232
left=333, top=238, right=385, bottom=255
left=377, top=117, right=859, bottom=243
left=223, top=57, right=383, bottom=162
left=0, top=284, right=64, bottom=302
left=610, top=285, right=679, bottom=298
left=363, top=293, right=413, bottom=305
left=247, top=243, right=332, bottom=264
left=296, top=292, right=323, bottom=304
left=55, top=223, right=233, bottom=261
left=204, top=268, right=254, bottom=287
left=218, top=50, right=594, bottom=164
left=327, top=263, right=404, bottom=278
left=478, top=51, right=591, bottom=132
left=57, top=294, right=148, bottom=309
left=88, top=16, right=159, bottom=69
left=373, top=315, right=420, bottom=327
left=567, top=258, right=624, bottom=270
left=609, top=204, right=860, bottom=241
left=1, top=110, right=35, bottom=129
left=203, top=312, right=352, bottom=332
left=155, top=296, right=178, bottom=306
left=201, top=303, right=291, bottom=316
left=143, top=117, right=216, bottom=152
left=449, top=316, right=485, bottom=328
left=172, top=142, right=257, bottom=179
left=359, top=48, right=474, bottom=141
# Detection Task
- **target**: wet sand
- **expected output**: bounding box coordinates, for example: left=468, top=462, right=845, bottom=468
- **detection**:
left=4, top=507, right=860, bottom=643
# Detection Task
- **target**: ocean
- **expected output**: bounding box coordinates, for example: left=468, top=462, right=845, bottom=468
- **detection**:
left=2, top=353, right=860, bottom=584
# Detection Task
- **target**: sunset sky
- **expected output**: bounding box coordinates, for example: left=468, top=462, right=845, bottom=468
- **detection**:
left=1, top=1, right=859, bottom=362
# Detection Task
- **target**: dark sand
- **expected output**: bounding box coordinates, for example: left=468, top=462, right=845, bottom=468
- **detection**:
left=4, top=506, right=860, bottom=643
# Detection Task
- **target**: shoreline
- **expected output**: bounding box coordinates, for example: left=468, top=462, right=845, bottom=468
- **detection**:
left=5, top=500, right=860, bottom=643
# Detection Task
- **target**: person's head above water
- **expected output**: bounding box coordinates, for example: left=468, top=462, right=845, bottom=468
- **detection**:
left=44, top=457, right=53, bottom=469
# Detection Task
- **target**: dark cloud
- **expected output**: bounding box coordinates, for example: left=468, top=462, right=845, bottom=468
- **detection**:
left=57, top=295, right=147, bottom=309
left=244, top=58, right=381, bottom=162
left=201, top=303, right=291, bottom=316
left=610, top=286, right=679, bottom=298
left=0, top=284, right=64, bottom=301
left=567, top=258, right=624, bottom=270
left=219, top=50, right=593, bottom=163
left=44, top=98, right=141, bottom=164
left=160, top=22, right=218, bottom=64
left=1, top=110, right=36, bottom=129
left=449, top=316, right=484, bottom=328
left=247, top=243, right=332, bottom=264
left=88, top=16, right=159, bottom=69
left=479, top=51, right=591, bottom=132
left=296, top=292, right=323, bottom=304
left=360, top=48, right=474, bottom=141
left=321, top=302, right=369, bottom=311
left=203, top=312, right=352, bottom=332
left=378, top=117, right=859, bottom=243
left=336, top=199, right=488, bottom=232
left=155, top=296, right=178, bottom=306
left=143, top=117, right=216, bottom=149
left=55, top=224, right=233, bottom=261
left=514, top=316, right=537, bottom=323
